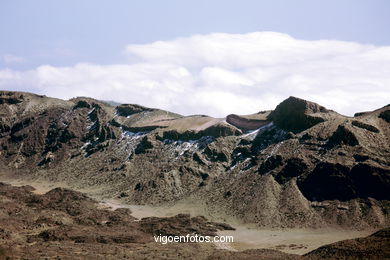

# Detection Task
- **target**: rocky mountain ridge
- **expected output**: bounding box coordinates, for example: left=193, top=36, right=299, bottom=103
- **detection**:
left=0, top=90, right=389, bottom=229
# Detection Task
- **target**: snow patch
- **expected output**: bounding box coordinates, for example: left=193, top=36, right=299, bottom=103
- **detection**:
left=242, top=122, right=274, bottom=140
left=164, top=136, right=213, bottom=156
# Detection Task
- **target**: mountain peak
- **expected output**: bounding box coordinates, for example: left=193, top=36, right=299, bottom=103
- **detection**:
left=269, top=96, right=329, bottom=133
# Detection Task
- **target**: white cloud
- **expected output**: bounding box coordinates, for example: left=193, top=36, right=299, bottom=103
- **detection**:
left=1, top=32, right=389, bottom=117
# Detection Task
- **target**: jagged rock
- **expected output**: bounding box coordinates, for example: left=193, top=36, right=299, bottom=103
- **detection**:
left=298, top=162, right=390, bottom=201
left=353, top=154, right=369, bottom=162
left=251, top=124, right=287, bottom=152
left=0, top=91, right=24, bottom=104
left=354, top=111, right=370, bottom=117
left=201, top=123, right=242, bottom=137
left=352, top=120, right=379, bottom=133
left=0, top=122, right=10, bottom=134
left=192, top=152, right=207, bottom=165
left=298, top=162, right=354, bottom=201
left=161, top=123, right=241, bottom=141
left=116, top=104, right=154, bottom=117
left=43, top=121, right=76, bottom=154
left=84, top=141, right=109, bottom=157
left=38, top=152, right=55, bottom=166
left=269, top=96, right=327, bottom=133
left=10, top=117, right=33, bottom=134
left=134, top=136, right=154, bottom=154
left=139, top=214, right=234, bottom=237
left=299, top=133, right=312, bottom=143
left=203, top=144, right=229, bottom=162
left=73, top=100, right=91, bottom=110
left=327, top=125, right=359, bottom=147
left=275, top=158, right=308, bottom=184
left=349, top=163, right=390, bottom=200
left=379, top=110, right=390, bottom=123
left=258, top=155, right=283, bottom=175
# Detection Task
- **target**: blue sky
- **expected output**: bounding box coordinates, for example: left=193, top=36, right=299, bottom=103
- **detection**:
left=0, top=0, right=389, bottom=116
left=1, top=0, right=389, bottom=69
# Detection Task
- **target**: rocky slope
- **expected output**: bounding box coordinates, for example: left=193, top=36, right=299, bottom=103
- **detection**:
left=0, top=90, right=389, bottom=229
left=0, top=182, right=388, bottom=259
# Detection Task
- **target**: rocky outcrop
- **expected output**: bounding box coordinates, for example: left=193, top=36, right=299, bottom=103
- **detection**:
left=351, top=120, right=380, bottom=133
left=134, top=136, right=155, bottom=154
left=258, top=155, right=283, bottom=175
left=116, top=104, right=154, bottom=117
left=203, top=144, right=229, bottom=162
left=298, top=162, right=354, bottom=201
left=0, top=91, right=24, bottom=104
left=305, top=228, right=390, bottom=259
left=298, top=162, right=390, bottom=201
left=73, top=100, right=91, bottom=109
left=349, top=163, right=390, bottom=200
left=269, top=96, right=327, bottom=133
left=327, top=125, right=359, bottom=147
left=159, top=123, right=241, bottom=141
left=226, top=114, right=269, bottom=131
left=379, top=110, right=390, bottom=123
left=275, top=158, right=308, bottom=184
left=139, top=214, right=235, bottom=236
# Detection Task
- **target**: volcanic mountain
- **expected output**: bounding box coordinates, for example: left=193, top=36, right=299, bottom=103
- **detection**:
left=0, top=90, right=389, bottom=229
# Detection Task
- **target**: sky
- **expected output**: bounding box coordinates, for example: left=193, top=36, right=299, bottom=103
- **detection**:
left=0, top=0, right=389, bottom=117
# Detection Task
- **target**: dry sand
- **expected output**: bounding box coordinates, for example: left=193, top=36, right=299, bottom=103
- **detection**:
left=0, top=176, right=375, bottom=255
left=100, top=199, right=374, bottom=255
left=218, top=227, right=372, bottom=255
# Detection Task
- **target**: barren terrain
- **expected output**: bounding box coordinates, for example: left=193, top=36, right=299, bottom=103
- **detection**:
left=0, top=91, right=389, bottom=258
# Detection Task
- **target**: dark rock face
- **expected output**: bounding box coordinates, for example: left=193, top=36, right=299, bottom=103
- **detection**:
left=0, top=122, right=10, bottom=135
left=160, top=124, right=241, bottom=141
left=226, top=114, right=268, bottom=131
left=81, top=105, right=117, bottom=157
left=298, top=162, right=390, bottom=201
left=251, top=124, right=287, bottom=153
left=327, top=125, right=359, bottom=147
left=203, top=145, right=229, bottom=162
left=305, top=227, right=390, bottom=259
left=116, top=104, right=154, bottom=117
left=349, top=163, right=390, bottom=200
left=298, top=162, right=355, bottom=201
left=258, top=155, right=283, bottom=175
left=192, top=152, right=207, bottom=165
left=42, top=121, right=76, bottom=155
left=275, top=158, right=308, bottom=184
left=269, top=96, right=327, bottom=133
left=201, top=124, right=242, bottom=138
left=379, top=110, right=390, bottom=123
left=353, top=154, right=369, bottom=162
left=73, top=100, right=91, bottom=109
left=351, top=120, right=380, bottom=133
left=134, top=136, right=154, bottom=154
left=0, top=91, right=24, bottom=104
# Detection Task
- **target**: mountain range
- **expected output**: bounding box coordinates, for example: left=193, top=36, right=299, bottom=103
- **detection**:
left=0, top=90, right=389, bottom=230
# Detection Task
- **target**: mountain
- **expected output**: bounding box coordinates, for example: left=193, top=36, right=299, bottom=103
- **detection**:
left=0, top=90, right=389, bottom=229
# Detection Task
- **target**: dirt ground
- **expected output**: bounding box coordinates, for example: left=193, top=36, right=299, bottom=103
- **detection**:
left=0, top=176, right=375, bottom=256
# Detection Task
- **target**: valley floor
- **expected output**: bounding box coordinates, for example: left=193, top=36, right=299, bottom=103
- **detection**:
left=0, top=175, right=377, bottom=256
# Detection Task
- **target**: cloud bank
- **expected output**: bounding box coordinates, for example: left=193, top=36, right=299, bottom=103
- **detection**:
left=1, top=32, right=389, bottom=117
